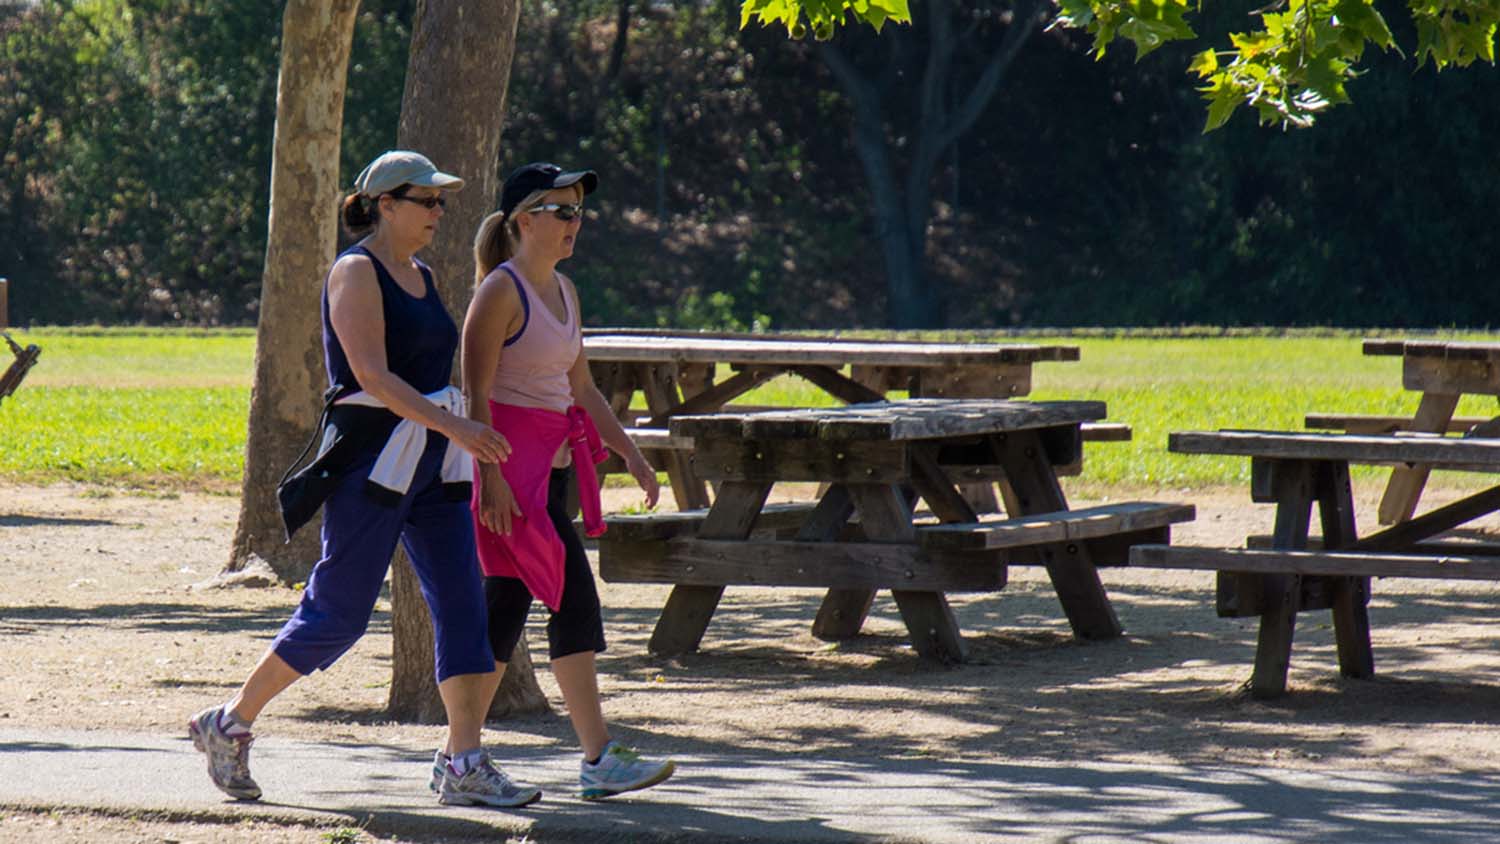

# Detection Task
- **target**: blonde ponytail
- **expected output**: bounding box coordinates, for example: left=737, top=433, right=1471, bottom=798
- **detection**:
left=472, top=188, right=553, bottom=286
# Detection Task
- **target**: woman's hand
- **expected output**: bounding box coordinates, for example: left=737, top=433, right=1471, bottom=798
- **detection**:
left=625, top=450, right=660, bottom=509
left=445, top=414, right=512, bottom=464
left=476, top=465, right=522, bottom=535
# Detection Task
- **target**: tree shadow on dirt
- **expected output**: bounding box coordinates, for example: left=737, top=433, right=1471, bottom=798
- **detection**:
left=0, top=601, right=295, bottom=634
left=0, top=514, right=119, bottom=527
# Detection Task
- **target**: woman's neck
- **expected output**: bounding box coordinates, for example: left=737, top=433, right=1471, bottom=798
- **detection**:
left=509, top=249, right=558, bottom=288
left=365, top=229, right=417, bottom=268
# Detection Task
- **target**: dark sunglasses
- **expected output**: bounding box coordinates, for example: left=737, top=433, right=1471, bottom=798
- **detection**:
left=391, top=194, right=447, bottom=210
left=527, top=202, right=584, bottom=221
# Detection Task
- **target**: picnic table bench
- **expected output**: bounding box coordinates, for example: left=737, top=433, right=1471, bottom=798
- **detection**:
left=1328, top=339, right=1500, bottom=524
left=582, top=332, right=1126, bottom=510
left=599, top=398, right=1191, bottom=663
left=1130, top=429, right=1500, bottom=698
left=0, top=278, right=40, bottom=408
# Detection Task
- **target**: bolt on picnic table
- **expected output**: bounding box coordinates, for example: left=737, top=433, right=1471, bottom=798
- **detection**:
left=1308, top=339, right=1500, bottom=525
left=1131, top=429, right=1500, bottom=698
left=581, top=331, right=1131, bottom=512
left=598, top=398, right=1192, bottom=663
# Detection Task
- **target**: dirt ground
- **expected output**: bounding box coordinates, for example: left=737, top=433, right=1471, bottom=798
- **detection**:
left=5, top=476, right=1500, bottom=832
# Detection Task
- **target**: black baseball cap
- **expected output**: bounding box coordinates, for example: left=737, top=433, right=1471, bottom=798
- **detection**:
left=499, top=163, right=598, bottom=219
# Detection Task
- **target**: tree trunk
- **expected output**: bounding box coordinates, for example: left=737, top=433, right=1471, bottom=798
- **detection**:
left=386, top=0, right=550, bottom=723
left=226, top=0, right=361, bottom=583
left=817, top=2, right=1043, bottom=330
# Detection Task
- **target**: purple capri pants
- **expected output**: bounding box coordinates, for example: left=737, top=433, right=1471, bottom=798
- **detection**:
left=271, top=438, right=494, bottom=682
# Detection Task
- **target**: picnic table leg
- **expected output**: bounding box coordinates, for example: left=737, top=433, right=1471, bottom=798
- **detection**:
left=638, top=363, right=712, bottom=511
left=810, top=483, right=904, bottom=641
left=1315, top=461, right=1374, bottom=679
left=996, top=430, right=1122, bottom=641
left=647, top=481, right=772, bottom=656
left=1249, top=459, right=1316, bottom=699
left=1377, top=391, right=1460, bottom=524
left=845, top=483, right=967, bottom=663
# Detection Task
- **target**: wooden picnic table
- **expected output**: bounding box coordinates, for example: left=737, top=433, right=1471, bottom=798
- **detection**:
left=583, top=332, right=1086, bottom=510
left=1359, top=339, right=1500, bottom=524
left=598, top=398, right=1192, bottom=663
left=0, top=278, right=40, bottom=408
left=1132, top=429, right=1500, bottom=698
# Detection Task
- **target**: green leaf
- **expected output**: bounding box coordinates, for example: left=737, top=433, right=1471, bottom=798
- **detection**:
left=1188, top=47, right=1219, bottom=76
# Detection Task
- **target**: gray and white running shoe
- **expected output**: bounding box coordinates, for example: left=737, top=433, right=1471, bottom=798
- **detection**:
left=187, top=705, right=261, bottom=801
left=438, top=753, right=542, bottom=808
left=580, top=741, right=674, bottom=800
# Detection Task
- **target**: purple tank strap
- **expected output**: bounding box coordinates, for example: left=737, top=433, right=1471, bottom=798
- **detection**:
left=500, top=265, right=530, bottom=348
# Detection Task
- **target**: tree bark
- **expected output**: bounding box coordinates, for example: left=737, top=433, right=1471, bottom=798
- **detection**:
left=226, top=0, right=361, bottom=582
left=386, top=0, right=550, bottom=723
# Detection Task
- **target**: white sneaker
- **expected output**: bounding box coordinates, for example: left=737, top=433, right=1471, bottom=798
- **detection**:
left=438, top=753, right=542, bottom=808
left=429, top=749, right=447, bottom=793
left=579, top=740, right=675, bottom=800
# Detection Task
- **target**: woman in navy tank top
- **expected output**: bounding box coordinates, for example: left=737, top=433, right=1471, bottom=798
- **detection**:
left=188, top=151, right=540, bottom=809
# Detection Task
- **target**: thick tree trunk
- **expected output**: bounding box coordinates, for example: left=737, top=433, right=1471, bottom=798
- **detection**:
left=226, top=0, right=361, bottom=583
left=386, top=0, right=550, bottom=723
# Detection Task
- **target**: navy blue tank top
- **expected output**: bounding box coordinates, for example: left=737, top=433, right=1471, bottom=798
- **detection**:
left=322, top=244, right=457, bottom=398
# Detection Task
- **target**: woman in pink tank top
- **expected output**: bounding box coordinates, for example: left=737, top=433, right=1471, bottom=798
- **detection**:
left=458, top=163, right=674, bottom=801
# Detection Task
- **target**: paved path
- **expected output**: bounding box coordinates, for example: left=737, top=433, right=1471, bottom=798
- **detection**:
left=3, top=727, right=1500, bottom=842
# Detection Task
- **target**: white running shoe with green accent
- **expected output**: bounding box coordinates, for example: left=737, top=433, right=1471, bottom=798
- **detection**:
left=438, top=753, right=542, bottom=808
left=187, top=705, right=261, bottom=801
left=579, top=741, right=675, bottom=800
left=429, top=749, right=448, bottom=793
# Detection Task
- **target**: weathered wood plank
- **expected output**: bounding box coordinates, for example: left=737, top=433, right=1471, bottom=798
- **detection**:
left=690, top=438, right=910, bottom=484
left=917, top=501, right=1195, bottom=551
left=641, top=366, right=779, bottom=428
left=909, top=445, right=980, bottom=524
left=671, top=399, right=1107, bottom=442
left=1377, top=391, right=1463, bottom=525
left=639, top=363, right=711, bottom=511
left=1080, top=422, right=1132, bottom=442
left=1363, top=338, right=1500, bottom=362
left=1313, top=461, right=1374, bottom=680
left=1403, top=357, right=1500, bottom=395
left=812, top=483, right=917, bottom=642
left=646, top=480, right=771, bottom=656
left=600, top=537, right=1007, bottom=590
left=1170, top=429, right=1500, bottom=470
left=603, top=501, right=819, bottom=542
left=1131, top=545, right=1500, bottom=580
left=995, top=429, right=1121, bottom=641
left=623, top=427, right=694, bottom=451
left=583, top=335, right=1080, bottom=367
left=851, top=483, right=968, bottom=662
left=1305, top=413, right=1494, bottom=435
left=1251, top=460, right=1314, bottom=698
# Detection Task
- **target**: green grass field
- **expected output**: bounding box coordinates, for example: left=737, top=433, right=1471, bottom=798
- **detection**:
left=3, top=326, right=1497, bottom=492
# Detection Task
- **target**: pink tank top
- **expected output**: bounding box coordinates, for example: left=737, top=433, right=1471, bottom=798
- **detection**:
left=489, top=262, right=581, bottom=414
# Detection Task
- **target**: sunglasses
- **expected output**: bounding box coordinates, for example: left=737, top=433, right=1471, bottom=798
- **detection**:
left=527, top=202, right=584, bottom=221
left=391, top=194, right=447, bottom=210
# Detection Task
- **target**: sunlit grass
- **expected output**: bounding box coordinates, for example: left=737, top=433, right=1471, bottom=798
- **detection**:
left=2, top=327, right=1498, bottom=492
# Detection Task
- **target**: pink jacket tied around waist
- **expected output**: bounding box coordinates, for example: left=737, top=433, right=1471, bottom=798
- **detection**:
left=472, top=401, right=608, bottom=611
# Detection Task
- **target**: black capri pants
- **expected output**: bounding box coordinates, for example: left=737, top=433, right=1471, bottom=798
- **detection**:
left=484, top=468, right=607, bottom=661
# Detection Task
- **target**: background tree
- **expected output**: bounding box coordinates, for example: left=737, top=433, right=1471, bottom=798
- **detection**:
left=817, top=0, right=1045, bottom=327
left=227, top=0, right=361, bottom=583
left=384, top=0, right=549, bottom=723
